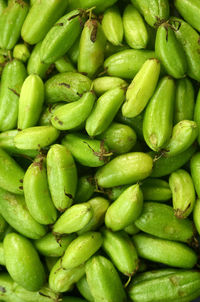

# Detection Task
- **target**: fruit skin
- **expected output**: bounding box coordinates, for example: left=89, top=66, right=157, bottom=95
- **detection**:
left=174, top=0, right=200, bottom=32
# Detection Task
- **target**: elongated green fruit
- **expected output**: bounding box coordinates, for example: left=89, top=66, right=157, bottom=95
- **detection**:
left=55, top=55, right=76, bottom=73
left=27, top=42, right=51, bottom=79
left=0, top=0, right=6, bottom=14
left=194, top=89, right=200, bottom=145
left=102, top=229, right=139, bottom=276
left=39, top=103, right=65, bottom=126
left=0, top=242, right=5, bottom=266
left=105, top=184, right=143, bottom=231
left=78, top=19, right=106, bottom=78
left=68, top=0, right=118, bottom=14
left=129, top=270, right=200, bottom=302
left=86, top=86, right=126, bottom=136
left=122, top=58, right=160, bottom=118
left=0, top=59, right=27, bottom=131
left=47, top=144, right=77, bottom=211
left=45, top=72, right=92, bottom=103
left=51, top=91, right=96, bottom=130
left=117, top=111, right=144, bottom=140
left=133, top=233, right=197, bottom=269
left=105, top=41, right=130, bottom=58
left=175, top=0, right=200, bottom=32
left=164, top=120, right=198, bottom=157
left=124, top=223, right=140, bottom=235
left=0, top=187, right=46, bottom=239
left=93, top=76, right=127, bottom=96
left=104, top=49, right=155, bottom=79
left=169, top=169, right=196, bottom=219
left=135, top=202, right=194, bottom=242
left=14, top=126, right=60, bottom=150
left=0, top=214, right=7, bottom=241
left=75, top=175, right=95, bottom=203
left=53, top=203, right=93, bottom=235
left=102, top=5, right=123, bottom=46
left=21, top=0, right=68, bottom=44
left=0, top=147, right=25, bottom=194
left=123, top=5, right=148, bottom=49
left=171, top=17, right=200, bottom=81
left=49, top=258, right=85, bottom=293
left=141, top=178, right=172, bottom=201
left=97, top=122, right=137, bottom=154
left=86, top=255, right=127, bottom=302
left=150, top=144, right=197, bottom=177
left=68, top=35, right=80, bottom=64
left=174, top=77, right=194, bottom=124
left=62, top=133, right=110, bottom=167
left=96, top=152, right=153, bottom=188
left=34, top=232, right=76, bottom=257
left=13, top=44, right=30, bottom=62
left=4, top=233, right=45, bottom=291
left=62, top=232, right=103, bottom=269
left=131, top=0, right=170, bottom=28
left=193, top=198, right=200, bottom=236
left=23, top=155, right=57, bottom=225
left=77, top=276, right=94, bottom=302
left=40, top=10, right=84, bottom=64
left=191, top=153, right=200, bottom=199
left=0, top=0, right=29, bottom=50
left=78, top=197, right=110, bottom=234
left=18, top=74, right=44, bottom=129
left=143, top=76, right=175, bottom=151
left=131, top=269, right=180, bottom=285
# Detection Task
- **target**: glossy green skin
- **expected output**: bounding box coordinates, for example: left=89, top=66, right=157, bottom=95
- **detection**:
left=131, top=269, right=180, bottom=285
left=4, top=233, right=45, bottom=291
left=123, top=5, right=148, bottom=49
left=124, top=223, right=140, bottom=235
left=49, top=258, right=85, bottom=293
left=86, top=255, right=126, bottom=302
left=143, top=76, right=175, bottom=151
left=86, top=86, right=125, bottom=137
left=39, top=103, right=64, bottom=126
left=77, top=276, right=94, bottom=302
left=62, top=133, right=110, bottom=167
left=78, top=19, right=106, bottom=78
left=105, top=184, right=143, bottom=231
left=190, top=153, right=200, bottom=199
left=98, top=122, right=137, bottom=154
left=0, top=59, right=27, bottom=132
left=0, top=242, right=5, bottom=266
left=53, top=203, right=93, bottom=235
left=169, top=169, right=196, bottom=219
left=135, top=202, right=193, bottom=242
left=0, top=130, right=38, bottom=158
left=93, top=76, right=127, bottom=96
left=133, top=233, right=197, bottom=269
left=62, top=232, right=103, bottom=269
left=194, top=89, right=200, bottom=145
left=164, top=120, right=198, bottom=157
left=150, top=144, right=197, bottom=177
left=193, top=198, right=200, bottom=236
left=34, top=232, right=75, bottom=257
left=105, top=184, right=129, bottom=201
left=175, top=0, right=200, bottom=32
left=27, top=42, right=51, bottom=79
left=102, top=5, right=123, bottom=46
left=155, top=24, right=187, bottom=79
left=52, top=91, right=96, bottom=130
left=174, top=77, right=194, bottom=124
left=23, top=157, right=57, bottom=225
left=45, top=72, right=92, bottom=103
left=104, top=42, right=130, bottom=58
left=104, top=49, right=155, bottom=79
left=55, top=56, right=76, bottom=73
left=78, top=197, right=110, bottom=234
left=141, top=178, right=172, bottom=201
left=102, top=229, right=139, bottom=276
left=122, top=58, right=160, bottom=118
left=0, top=147, right=24, bottom=195
left=117, top=112, right=144, bottom=141
left=21, top=0, right=68, bottom=45
left=13, top=44, right=30, bottom=62
left=75, top=175, right=95, bottom=203
left=129, top=270, right=200, bottom=302
left=14, top=126, right=60, bottom=150
left=131, top=0, right=170, bottom=28
left=171, top=17, right=200, bottom=81
left=47, top=144, right=77, bottom=211
left=0, top=187, right=46, bottom=239
left=68, top=36, right=80, bottom=64
left=0, top=0, right=29, bottom=50
left=40, top=10, right=83, bottom=64
left=96, top=152, right=153, bottom=188
left=18, top=74, right=44, bottom=129
left=67, top=0, right=118, bottom=14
